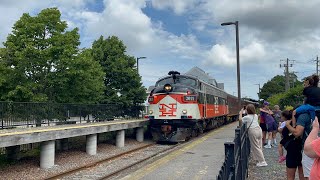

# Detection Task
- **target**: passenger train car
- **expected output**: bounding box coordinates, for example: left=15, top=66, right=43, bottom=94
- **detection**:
left=146, top=67, right=258, bottom=142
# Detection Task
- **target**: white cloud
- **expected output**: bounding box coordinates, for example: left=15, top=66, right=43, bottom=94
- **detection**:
left=151, top=0, right=199, bottom=15
left=205, top=44, right=235, bottom=66
left=203, top=41, right=266, bottom=67
left=241, top=41, right=266, bottom=62
left=81, top=0, right=156, bottom=51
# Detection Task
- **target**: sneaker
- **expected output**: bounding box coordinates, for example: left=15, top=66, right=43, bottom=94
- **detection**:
left=264, top=144, right=271, bottom=148
left=278, top=156, right=286, bottom=163
left=271, top=143, right=278, bottom=147
left=256, top=161, right=268, bottom=167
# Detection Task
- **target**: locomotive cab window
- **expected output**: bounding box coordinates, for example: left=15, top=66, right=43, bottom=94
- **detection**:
left=156, top=76, right=197, bottom=88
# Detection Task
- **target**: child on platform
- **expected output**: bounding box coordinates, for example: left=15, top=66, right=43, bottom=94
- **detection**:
left=278, top=110, right=293, bottom=163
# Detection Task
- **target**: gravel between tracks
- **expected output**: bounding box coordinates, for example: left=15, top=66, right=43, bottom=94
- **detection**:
left=63, top=144, right=174, bottom=180
left=0, top=139, right=153, bottom=180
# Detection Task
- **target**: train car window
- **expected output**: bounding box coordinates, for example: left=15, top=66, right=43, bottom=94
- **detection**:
left=218, top=97, right=222, bottom=105
left=222, top=99, right=226, bottom=105
left=198, top=93, right=205, bottom=104
left=210, top=95, right=214, bottom=104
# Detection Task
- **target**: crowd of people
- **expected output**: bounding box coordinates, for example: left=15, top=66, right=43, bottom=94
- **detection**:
left=239, top=74, right=320, bottom=180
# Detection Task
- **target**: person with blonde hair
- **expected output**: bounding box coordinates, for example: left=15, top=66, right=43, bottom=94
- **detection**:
left=239, top=104, right=268, bottom=167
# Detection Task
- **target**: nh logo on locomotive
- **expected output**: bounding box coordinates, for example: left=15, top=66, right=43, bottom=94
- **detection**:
left=159, top=103, right=177, bottom=117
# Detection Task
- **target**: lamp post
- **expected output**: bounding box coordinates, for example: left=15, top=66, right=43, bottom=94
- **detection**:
left=136, top=56, right=146, bottom=74
left=221, top=21, right=241, bottom=126
left=221, top=21, right=241, bottom=111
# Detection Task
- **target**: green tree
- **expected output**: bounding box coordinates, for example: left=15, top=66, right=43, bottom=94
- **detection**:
left=52, top=49, right=105, bottom=103
left=0, top=8, right=104, bottom=103
left=92, top=36, right=147, bottom=115
left=260, top=73, right=301, bottom=100
left=278, top=85, right=304, bottom=109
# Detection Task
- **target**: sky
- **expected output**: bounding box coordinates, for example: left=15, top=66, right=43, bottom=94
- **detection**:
left=1, top=0, right=320, bottom=100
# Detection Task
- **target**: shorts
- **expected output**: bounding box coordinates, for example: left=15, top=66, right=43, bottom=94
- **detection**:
left=286, top=145, right=302, bottom=168
left=266, top=121, right=277, bottom=132
left=259, top=123, right=267, bottom=132
left=302, top=151, right=315, bottom=177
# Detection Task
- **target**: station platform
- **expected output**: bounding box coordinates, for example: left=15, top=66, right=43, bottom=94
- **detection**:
left=121, top=121, right=238, bottom=180
left=0, top=119, right=148, bottom=169
left=0, top=119, right=148, bottom=148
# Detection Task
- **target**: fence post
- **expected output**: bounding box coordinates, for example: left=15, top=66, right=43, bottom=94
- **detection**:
left=235, top=128, right=241, bottom=180
left=224, top=142, right=235, bottom=180
left=242, top=125, right=246, bottom=180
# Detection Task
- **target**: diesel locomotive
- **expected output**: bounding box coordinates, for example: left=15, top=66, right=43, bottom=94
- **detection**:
left=146, top=67, right=258, bottom=142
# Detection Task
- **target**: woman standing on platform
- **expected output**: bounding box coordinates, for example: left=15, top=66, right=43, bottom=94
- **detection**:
left=239, top=104, right=268, bottom=167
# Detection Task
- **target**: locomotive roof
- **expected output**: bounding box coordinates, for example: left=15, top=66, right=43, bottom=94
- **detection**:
left=184, top=67, right=218, bottom=87
left=156, top=67, right=224, bottom=89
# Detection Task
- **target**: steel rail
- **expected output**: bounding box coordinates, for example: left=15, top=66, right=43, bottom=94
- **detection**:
left=99, top=144, right=179, bottom=180
left=46, top=143, right=155, bottom=180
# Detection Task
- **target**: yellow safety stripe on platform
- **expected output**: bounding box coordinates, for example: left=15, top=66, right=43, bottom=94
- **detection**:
left=0, top=119, right=147, bottom=137
left=120, top=123, right=233, bottom=180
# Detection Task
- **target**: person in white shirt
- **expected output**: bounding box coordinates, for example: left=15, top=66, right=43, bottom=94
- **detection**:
left=239, top=104, right=268, bottom=167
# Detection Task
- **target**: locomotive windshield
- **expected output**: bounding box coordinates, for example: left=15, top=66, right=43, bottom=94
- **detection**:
left=156, top=76, right=197, bottom=87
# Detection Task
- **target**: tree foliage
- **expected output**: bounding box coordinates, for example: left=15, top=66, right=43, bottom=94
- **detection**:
left=260, top=73, right=301, bottom=100
left=0, top=8, right=104, bottom=103
left=267, top=85, right=304, bottom=109
left=91, top=36, right=147, bottom=113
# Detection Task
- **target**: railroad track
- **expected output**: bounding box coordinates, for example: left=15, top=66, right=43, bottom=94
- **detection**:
left=46, top=143, right=178, bottom=180
left=46, top=123, right=230, bottom=180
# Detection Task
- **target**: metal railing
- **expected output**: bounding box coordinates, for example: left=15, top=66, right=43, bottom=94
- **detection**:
left=217, top=123, right=251, bottom=180
left=0, top=101, right=145, bottom=129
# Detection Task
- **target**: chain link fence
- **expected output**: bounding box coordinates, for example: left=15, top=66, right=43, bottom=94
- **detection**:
left=0, top=101, right=146, bottom=129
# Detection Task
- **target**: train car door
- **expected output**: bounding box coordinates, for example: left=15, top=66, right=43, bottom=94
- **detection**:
left=203, top=83, right=207, bottom=118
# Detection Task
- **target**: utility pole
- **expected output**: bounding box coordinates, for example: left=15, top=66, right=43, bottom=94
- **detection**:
left=290, top=71, right=298, bottom=88
left=280, top=58, right=294, bottom=92
left=316, top=56, right=319, bottom=76
left=255, top=83, right=261, bottom=99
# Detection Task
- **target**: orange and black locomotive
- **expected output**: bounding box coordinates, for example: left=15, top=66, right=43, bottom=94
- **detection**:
left=146, top=67, right=257, bottom=142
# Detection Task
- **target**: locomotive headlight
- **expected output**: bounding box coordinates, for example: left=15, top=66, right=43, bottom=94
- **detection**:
left=164, top=84, right=172, bottom=92
left=182, top=109, right=187, bottom=114
left=149, top=110, right=153, bottom=115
